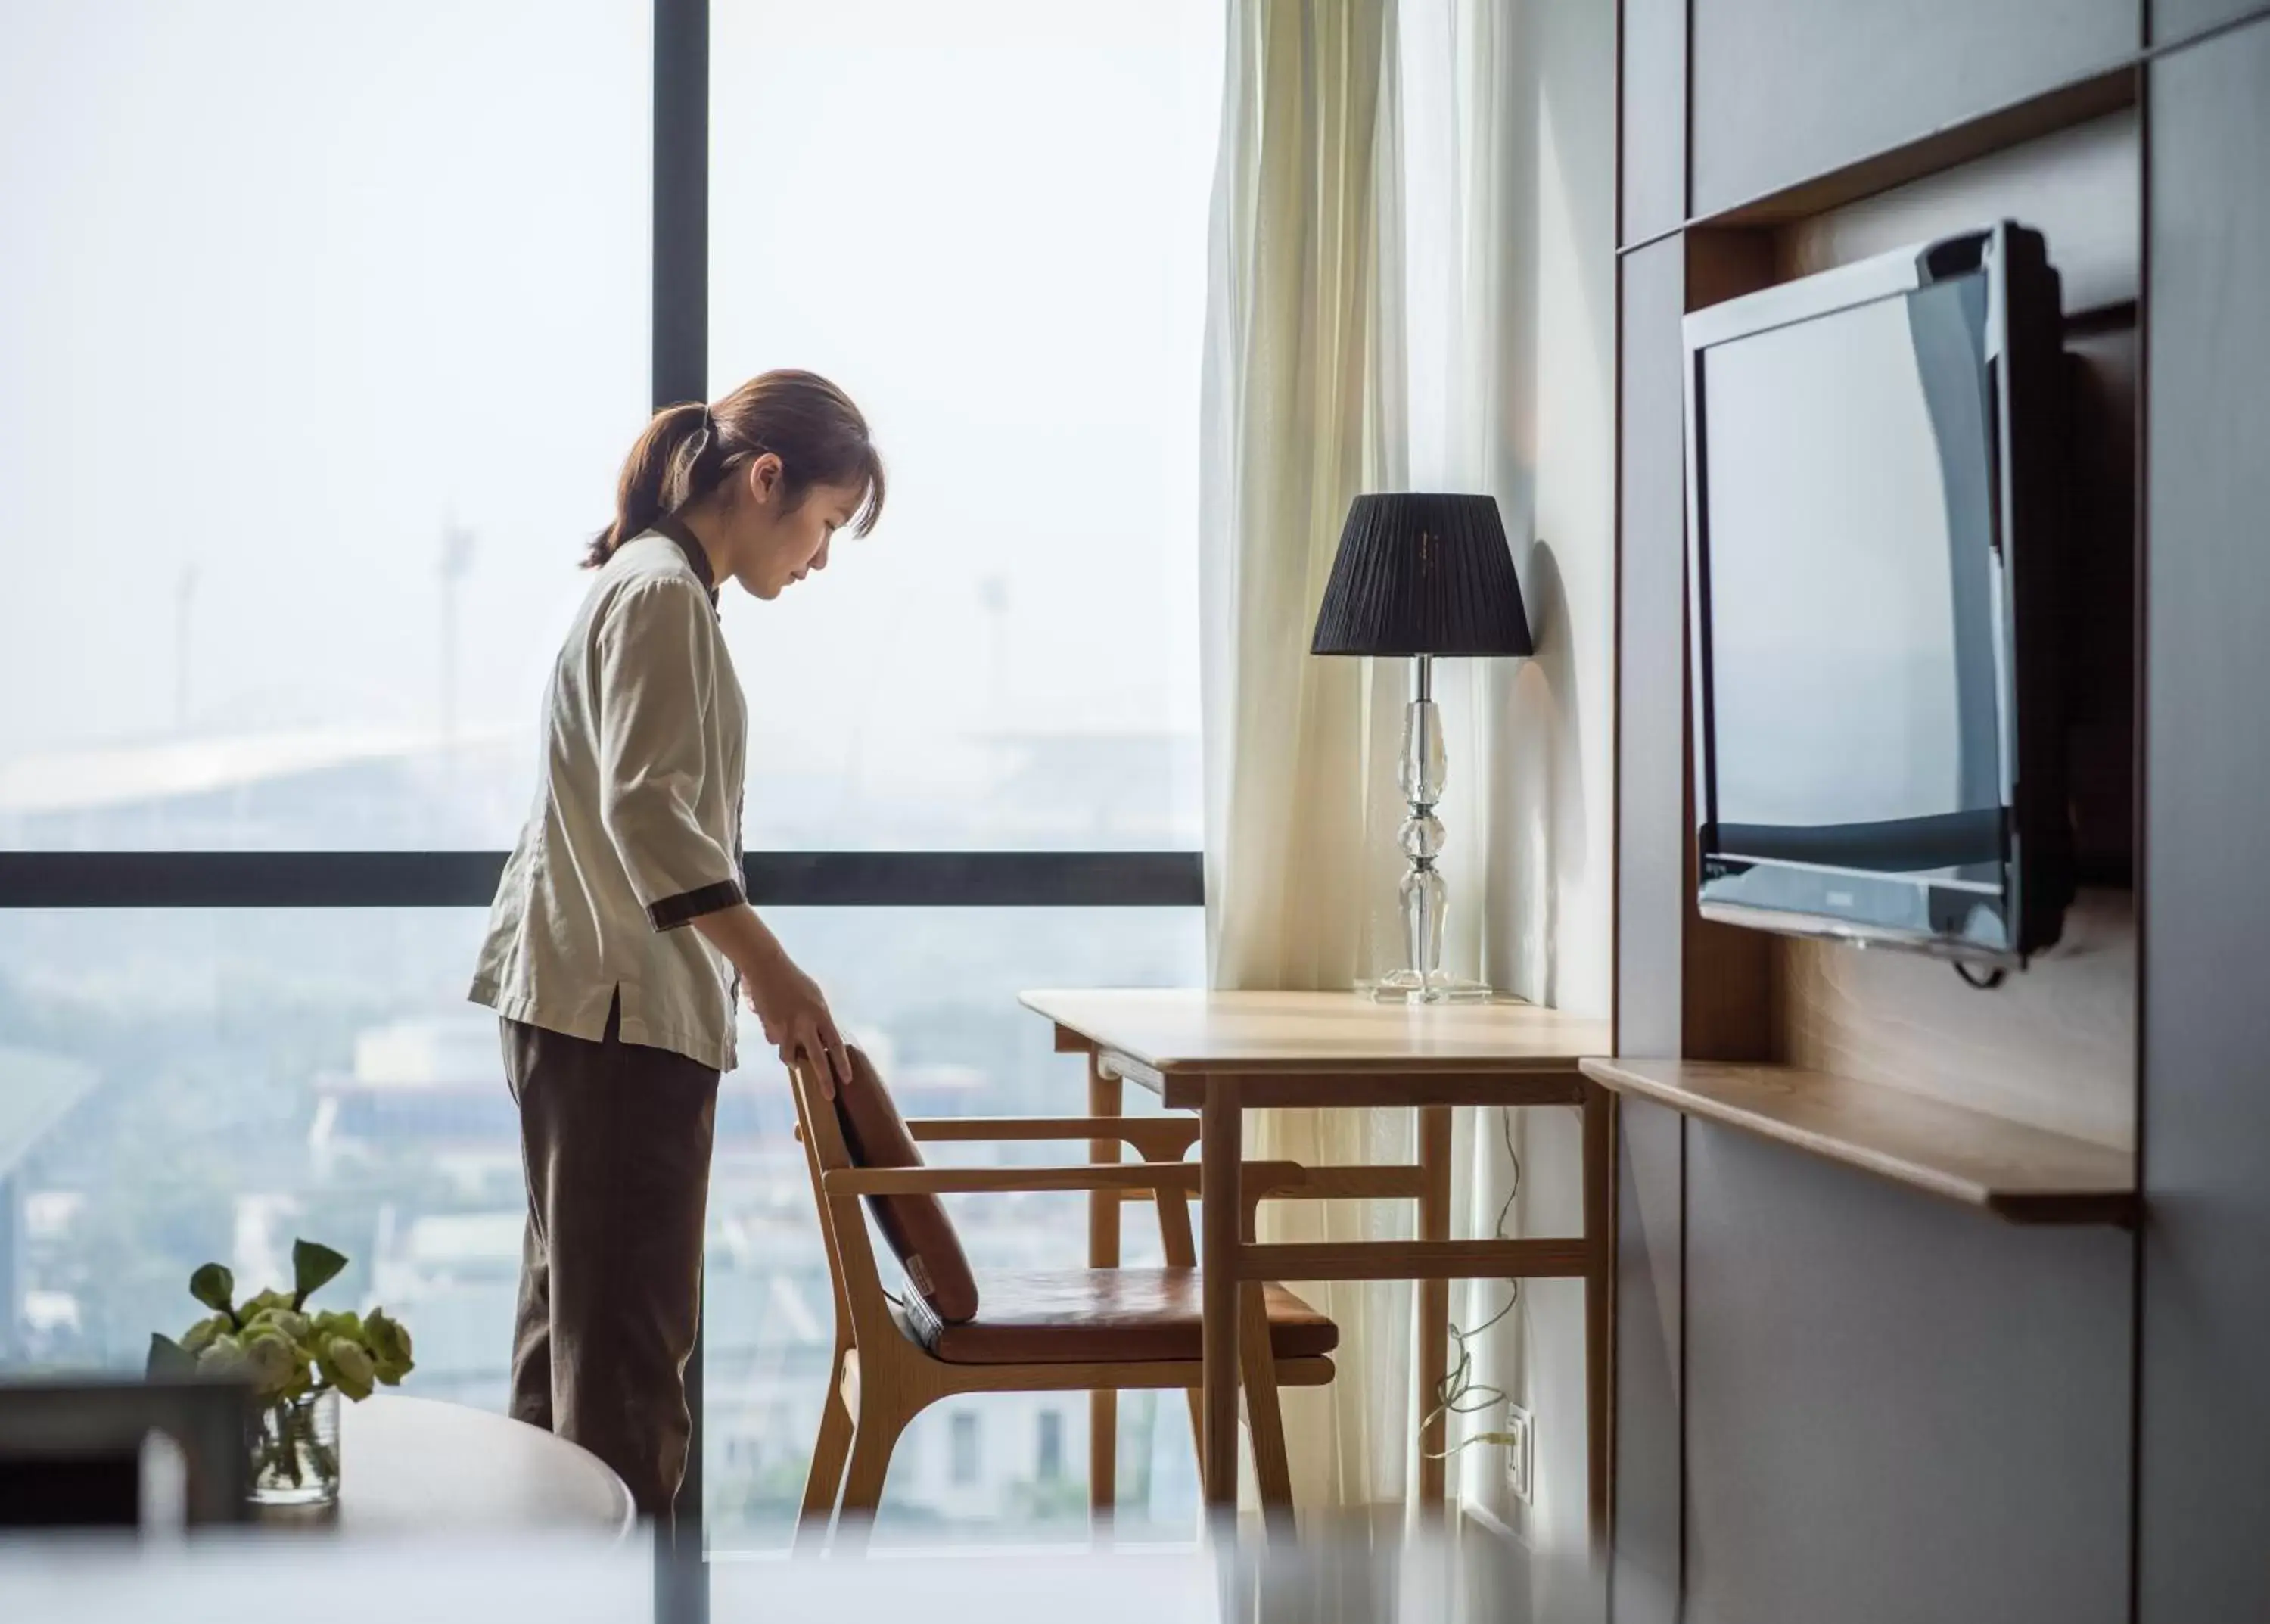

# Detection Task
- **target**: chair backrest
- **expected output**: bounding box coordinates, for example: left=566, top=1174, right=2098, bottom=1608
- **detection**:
left=788, top=1059, right=866, bottom=1338
left=827, top=1047, right=979, bottom=1322
left=788, top=1059, right=965, bottom=1357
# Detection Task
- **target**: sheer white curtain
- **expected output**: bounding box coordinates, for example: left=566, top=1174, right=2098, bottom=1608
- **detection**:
left=1198, top=0, right=1518, bottom=1513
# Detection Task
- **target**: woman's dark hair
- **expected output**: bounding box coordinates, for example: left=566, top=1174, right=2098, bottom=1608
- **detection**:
left=586, top=369, right=886, bottom=568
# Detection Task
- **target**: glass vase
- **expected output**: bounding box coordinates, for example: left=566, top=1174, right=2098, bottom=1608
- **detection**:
left=250, top=1388, right=340, bottom=1509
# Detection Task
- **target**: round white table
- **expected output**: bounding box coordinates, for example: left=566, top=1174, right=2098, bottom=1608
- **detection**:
left=315, top=1394, right=636, bottom=1540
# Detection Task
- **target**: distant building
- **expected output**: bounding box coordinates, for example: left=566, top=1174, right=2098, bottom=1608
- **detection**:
left=0, top=1047, right=98, bottom=1361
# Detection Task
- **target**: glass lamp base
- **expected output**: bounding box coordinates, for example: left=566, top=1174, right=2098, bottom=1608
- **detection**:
left=1360, top=969, right=1497, bottom=1006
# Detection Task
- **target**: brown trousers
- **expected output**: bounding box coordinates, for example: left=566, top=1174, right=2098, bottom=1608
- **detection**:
left=502, top=999, right=718, bottom=1521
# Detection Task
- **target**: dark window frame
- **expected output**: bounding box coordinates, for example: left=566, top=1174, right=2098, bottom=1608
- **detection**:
left=0, top=851, right=1202, bottom=910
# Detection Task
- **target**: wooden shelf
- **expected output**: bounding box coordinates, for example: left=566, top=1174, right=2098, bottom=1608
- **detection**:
left=1581, top=1057, right=2135, bottom=1225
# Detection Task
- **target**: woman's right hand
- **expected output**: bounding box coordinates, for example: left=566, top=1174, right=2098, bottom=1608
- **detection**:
left=743, top=945, right=851, bottom=1096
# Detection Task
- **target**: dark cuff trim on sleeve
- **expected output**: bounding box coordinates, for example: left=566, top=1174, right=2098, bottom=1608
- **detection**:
left=648, top=880, right=745, bottom=932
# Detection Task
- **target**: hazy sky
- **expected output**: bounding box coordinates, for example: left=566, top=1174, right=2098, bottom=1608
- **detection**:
left=0, top=0, right=1218, bottom=817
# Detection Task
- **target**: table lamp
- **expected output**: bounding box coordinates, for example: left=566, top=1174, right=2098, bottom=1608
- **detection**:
left=1310, top=493, right=1533, bottom=1003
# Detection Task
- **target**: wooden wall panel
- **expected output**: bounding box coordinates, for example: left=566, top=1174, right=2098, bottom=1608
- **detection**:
left=2138, top=17, right=2270, bottom=1621
left=1677, top=233, right=1780, bottom=1061
left=1610, top=231, right=1693, bottom=1624
left=1614, top=235, right=1690, bottom=1061
left=1781, top=893, right=2133, bottom=1148
left=1687, top=0, right=2133, bottom=219
left=1769, top=109, right=2141, bottom=315
left=1683, top=1124, right=2132, bottom=1624
left=1620, top=0, right=1688, bottom=244
left=1611, top=1096, right=1684, bottom=1624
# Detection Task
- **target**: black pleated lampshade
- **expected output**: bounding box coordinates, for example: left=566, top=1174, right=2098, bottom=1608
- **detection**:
left=1309, top=493, right=1533, bottom=658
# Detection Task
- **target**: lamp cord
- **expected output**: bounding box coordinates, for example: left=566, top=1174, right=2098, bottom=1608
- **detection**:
left=1421, top=1107, right=1524, bottom=1459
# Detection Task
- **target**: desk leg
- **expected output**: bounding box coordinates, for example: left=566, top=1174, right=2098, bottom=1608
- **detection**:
left=1087, top=1054, right=1121, bottom=1529
left=1582, top=1079, right=1615, bottom=1553
left=1200, top=1077, right=1243, bottom=1517
left=1415, top=1103, right=1455, bottom=1507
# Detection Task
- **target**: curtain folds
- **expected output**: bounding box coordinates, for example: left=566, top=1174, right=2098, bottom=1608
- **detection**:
left=1199, top=0, right=1410, bottom=1514
left=1199, top=0, right=1523, bottom=1515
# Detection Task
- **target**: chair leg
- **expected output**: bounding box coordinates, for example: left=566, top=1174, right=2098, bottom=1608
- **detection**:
left=1239, top=1284, right=1296, bottom=1541
left=829, top=1401, right=910, bottom=1556
left=793, top=1342, right=855, bottom=1552
left=1247, top=1410, right=1295, bottom=1532
left=1155, top=1192, right=1206, bottom=1470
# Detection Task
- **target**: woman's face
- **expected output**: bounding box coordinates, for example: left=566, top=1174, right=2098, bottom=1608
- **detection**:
left=725, top=456, right=866, bottom=601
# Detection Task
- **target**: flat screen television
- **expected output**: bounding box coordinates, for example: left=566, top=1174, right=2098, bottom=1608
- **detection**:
left=1684, top=222, right=2073, bottom=964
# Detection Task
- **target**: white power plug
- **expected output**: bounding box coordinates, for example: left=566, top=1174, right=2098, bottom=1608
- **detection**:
left=1502, top=1403, right=1535, bottom=1504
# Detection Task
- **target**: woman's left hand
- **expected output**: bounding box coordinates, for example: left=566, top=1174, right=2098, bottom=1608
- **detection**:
left=742, top=946, right=851, bottom=1096
left=694, top=903, right=854, bottom=1094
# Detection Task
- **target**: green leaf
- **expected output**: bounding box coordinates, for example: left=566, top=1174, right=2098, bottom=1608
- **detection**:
left=188, top=1262, right=235, bottom=1317
left=291, top=1240, right=349, bottom=1308
left=147, top=1333, right=197, bottom=1379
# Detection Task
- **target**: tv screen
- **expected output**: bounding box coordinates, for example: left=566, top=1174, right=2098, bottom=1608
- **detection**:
left=1684, top=223, right=2071, bottom=961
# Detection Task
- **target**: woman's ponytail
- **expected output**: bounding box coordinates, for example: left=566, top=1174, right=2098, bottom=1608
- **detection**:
left=584, top=370, right=885, bottom=570
left=586, top=401, right=717, bottom=568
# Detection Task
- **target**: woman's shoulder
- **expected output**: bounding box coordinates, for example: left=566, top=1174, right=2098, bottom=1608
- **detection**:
left=574, top=544, right=723, bottom=677
left=589, top=537, right=714, bottom=617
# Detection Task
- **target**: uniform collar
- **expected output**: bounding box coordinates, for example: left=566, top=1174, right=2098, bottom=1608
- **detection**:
left=651, top=512, right=719, bottom=605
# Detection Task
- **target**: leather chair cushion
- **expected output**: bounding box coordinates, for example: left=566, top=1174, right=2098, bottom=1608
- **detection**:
left=906, top=1267, right=1337, bottom=1365
left=832, top=1046, right=981, bottom=1324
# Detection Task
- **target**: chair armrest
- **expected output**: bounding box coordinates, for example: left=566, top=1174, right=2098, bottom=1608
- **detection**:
left=1247, top=1164, right=1429, bottom=1203
left=822, top=1163, right=1205, bottom=1196
left=906, top=1116, right=1201, bottom=1159
left=821, top=1161, right=1426, bottom=1202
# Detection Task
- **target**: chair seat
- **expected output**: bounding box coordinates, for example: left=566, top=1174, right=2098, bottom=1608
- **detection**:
left=906, top=1266, right=1338, bottom=1366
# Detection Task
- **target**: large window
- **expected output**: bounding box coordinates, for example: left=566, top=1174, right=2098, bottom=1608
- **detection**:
left=0, top=2, right=650, bottom=851
left=707, top=0, right=1218, bottom=850
left=0, top=0, right=1219, bottom=1570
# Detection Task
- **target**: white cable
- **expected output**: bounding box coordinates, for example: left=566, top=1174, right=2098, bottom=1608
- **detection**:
left=1421, top=1106, right=1524, bottom=1458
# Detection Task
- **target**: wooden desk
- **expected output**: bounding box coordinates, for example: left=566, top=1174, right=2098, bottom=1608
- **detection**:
left=1020, top=989, right=1613, bottom=1537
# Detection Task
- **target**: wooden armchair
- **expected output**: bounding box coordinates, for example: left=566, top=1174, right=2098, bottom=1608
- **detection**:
left=787, top=1054, right=1423, bottom=1551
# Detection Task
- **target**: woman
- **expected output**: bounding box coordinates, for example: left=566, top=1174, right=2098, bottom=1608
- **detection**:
left=469, top=369, right=882, bottom=1519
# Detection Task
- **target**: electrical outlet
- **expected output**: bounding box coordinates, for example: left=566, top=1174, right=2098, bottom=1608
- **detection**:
left=1503, top=1403, right=1535, bottom=1504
